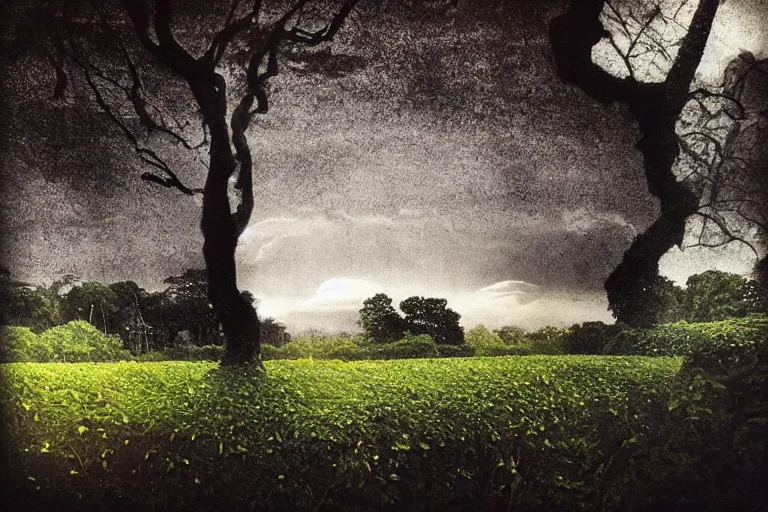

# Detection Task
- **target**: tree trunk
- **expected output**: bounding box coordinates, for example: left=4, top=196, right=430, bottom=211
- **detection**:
left=605, top=105, right=699, bottom=326
left=195, top=77, right=260, bottom=365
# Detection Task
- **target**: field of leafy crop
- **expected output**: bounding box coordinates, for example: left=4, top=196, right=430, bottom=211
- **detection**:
left=1, top=356, right=682, bottom=511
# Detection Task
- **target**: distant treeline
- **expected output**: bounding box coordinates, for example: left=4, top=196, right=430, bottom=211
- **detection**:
left=0, top=268, right=290, bottom=354
left=2, top=268, right=766, bottom=359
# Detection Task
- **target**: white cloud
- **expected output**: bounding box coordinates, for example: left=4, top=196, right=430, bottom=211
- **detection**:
left=298, top=277, right=385, bottom=312
left=478, top=280, right=540, bottom=296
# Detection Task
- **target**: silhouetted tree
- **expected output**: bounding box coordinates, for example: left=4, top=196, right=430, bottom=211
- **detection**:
left=62, top=281, right=119, bottom=333
left=564, top=321, right=625, bottom=355
left=550, top=0, right=721, bottom=326
left=358, top=293, right=407, bottom=344
left=21, top=0, right=361, bottom=363
left=163, top=269, right=221, bottom=346
left=399, top=296, right=464, bottom=345
left=260, top=317, right=291, bottom=348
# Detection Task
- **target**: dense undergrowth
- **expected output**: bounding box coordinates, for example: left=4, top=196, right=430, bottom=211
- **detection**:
left=2, top=356, right=687, bottom=511
left=2, top=316, right=767, bottom=510
left=604, top=314, right=768, bottom=357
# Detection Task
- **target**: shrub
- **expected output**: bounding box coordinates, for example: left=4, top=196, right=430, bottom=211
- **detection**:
left=467, top=325, right=532, bottom=356
left=437, top=343, right=476, bottom=358
left=1, top=326, right=48, bottom=362
left=259, top=343, right=281, bottom=361
left=278, top=337, right=367, bottom=360
left=603, top=314, right=768, bottom=357
left=133, top=351, right=168, bottom=362
left=188, top=345, right=224, bottom=361
left=369, top=334, right=439, bottom=359
left=31, top=321, right=133, bottom=362
left=602, top=316, right=768, bottom=511
left=325, top=341, right=367, bottom=361
left=564, top=321, right=625, bottom=355
left=526, top=326, right=570, bottom=355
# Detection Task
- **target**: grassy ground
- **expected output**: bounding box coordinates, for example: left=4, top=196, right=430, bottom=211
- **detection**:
left=1, top=356, right=682, bottom=511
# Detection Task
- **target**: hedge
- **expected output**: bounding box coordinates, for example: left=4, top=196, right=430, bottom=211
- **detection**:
left=603, top=314, right=768, bottom=357
left=1, top=321, right=133, bottom=363
left=1, top=356, right=685, bottom=511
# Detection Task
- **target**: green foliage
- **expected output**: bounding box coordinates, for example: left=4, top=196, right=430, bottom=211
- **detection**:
left=276, top=336, right=364, bottom=360
left=1, top=282, right=66, bottom=333
left=0, top=326, right=45, bottom=362
left=0, top=356, right=682, bottom=511
left=683, top=270, right=749, bottom=322
left=436, top=343, right=476, bottom=358
left=600, top=316, right=768, bottom=511
left=604, top=314, right=768, bottom=357
left=132, top=345, right=225, bottom=362
left=62, top=282, right=119, bottom=332
left=467, top=325, right=531, bottom=356
left=260, top=317, right=291, bottom=348
left=399, top=296, right=465, bottom=345
left=2, top=321, right=133, bottom=362
left=259, top=343, right=281, bottom=361
left=526, top=326, right=570, bottom=355
left=33, top=321, right=134, bottom=362
left=368, top=334, right=439, bottom=359
left=494, top=325, right=529, bottom=345
left=743, top=279, right=768, bottom=314
left=564, top=321, right=625, bottom=355
left=608, top=273, right=684, bottom=328
left=358, top=293, right=407, bottom=344
left=133, top=350, right=169, bottom=362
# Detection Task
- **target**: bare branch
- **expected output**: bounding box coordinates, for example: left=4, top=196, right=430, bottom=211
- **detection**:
left=59, top=5, right=202, bottom=197
left=140, top=172, right=203, bottom=196
left=203, top=0, right=263, bottom=67
left=691, top=212, right=760, bottom=256
left=119, top=0, right=200, bottom=79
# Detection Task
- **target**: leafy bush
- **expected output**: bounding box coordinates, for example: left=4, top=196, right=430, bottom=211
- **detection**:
left=437, top=343, right=476, bottom=358
left=466, top=325, right=530, bottom=356
left=1, top=356, right=682, bottom=511
left=188, top=345, right=224, bottom=361
left=133, top=345, right=225, bottom=362
left=526, top=326, right=570, bottom=355
left=1, top=326, right=43, bottom=362
left=598, top=316, right=768, bottom=511
left=6, top=321, right=133, bottom=362
left=277, top=337, right=367, bottom=360
left=564, top=321, right=625, bottom=355
left=259, top=343, right=281, bottom=361
left=133, top=350, right=168, bottom=362
left=369, top=334, right=439, bottom=359
left=325, top=341, right=367, bottom=361
left=603, top=314, right=768, bottom=357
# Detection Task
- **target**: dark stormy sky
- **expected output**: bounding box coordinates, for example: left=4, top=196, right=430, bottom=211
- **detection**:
left=1, top=0, right=766, bottom=332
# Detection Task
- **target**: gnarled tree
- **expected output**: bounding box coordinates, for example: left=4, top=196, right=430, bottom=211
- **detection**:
left=24, top=0, right=360, bottom=363
left=680, top=53, right=768, bottom=282
left=550, top=0, right=724, bottom=326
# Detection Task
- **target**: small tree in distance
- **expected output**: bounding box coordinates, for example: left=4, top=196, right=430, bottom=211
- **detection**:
left=400, top=296, right=464, bottom=346
left=358, top=293, right=407, bottom=344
